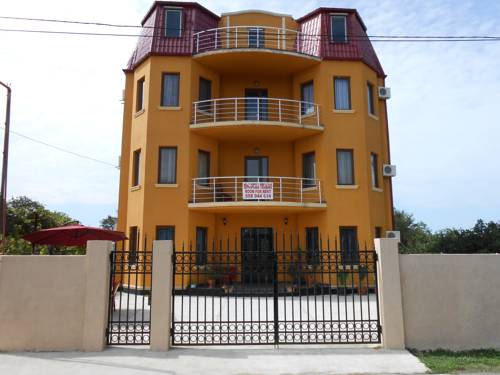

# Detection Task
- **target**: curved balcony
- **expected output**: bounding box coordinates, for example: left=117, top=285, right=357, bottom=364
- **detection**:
left=190, top=98, right=323, bottom=141
left=189, top=176, right=326, bottom=212
left=192, top=26, right=321, bottom=75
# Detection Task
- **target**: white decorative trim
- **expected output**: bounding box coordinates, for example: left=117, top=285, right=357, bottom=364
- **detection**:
left=336, top=184, right=359, bottom=190
left=368, top=113, right=379, bottom=121
left=155, top=184, right=178, bottom=188
left=221, top=9, right=293, bottom=18
left=372, top=187, right=384, bottom=193
left=157, top=106, right=182, bottom=111
left=333, top=109, right=355, bottom=114
left=134, top=109, right=145, bottom=118
left=130, top=185, right=141, bottom=192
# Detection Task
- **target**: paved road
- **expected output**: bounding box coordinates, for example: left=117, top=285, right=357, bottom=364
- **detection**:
left=0, top=347, right=429, bottom=375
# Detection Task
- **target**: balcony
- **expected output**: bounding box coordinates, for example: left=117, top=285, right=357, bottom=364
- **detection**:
left=189, top=176, right=326, bottom=212
left=190, top=98, right=323, bottom=141
left=192, top=26, right=321, bottom=75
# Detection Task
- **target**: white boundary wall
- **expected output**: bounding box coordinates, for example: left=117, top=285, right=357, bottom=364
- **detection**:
left=0, top=241, right=111, bottom=352
left=399, top=254, right=500, bottom=350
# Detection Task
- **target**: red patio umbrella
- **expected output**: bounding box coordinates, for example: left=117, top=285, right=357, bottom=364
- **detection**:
left=23, top=224, right=127, bottom=247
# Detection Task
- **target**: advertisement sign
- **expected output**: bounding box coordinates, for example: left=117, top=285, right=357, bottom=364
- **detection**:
left=242, top=182, right=273, bottom=200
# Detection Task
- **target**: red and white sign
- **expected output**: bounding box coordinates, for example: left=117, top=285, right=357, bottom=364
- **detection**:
left=242, top=182, right=273, bottom=200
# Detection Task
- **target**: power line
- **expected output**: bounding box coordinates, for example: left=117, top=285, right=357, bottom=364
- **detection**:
left=0, top=15, right=500, bottom=41
left=0, top=126, right=118, bottom=168
left=1, top=27, right=500, bottom=42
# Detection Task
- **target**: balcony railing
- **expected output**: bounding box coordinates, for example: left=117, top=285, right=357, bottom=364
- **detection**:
left=193, top=26, right=319, bottom=56
left=192, top=98, right=321, bottom=127
left=191, top=176, right=324, bottom=205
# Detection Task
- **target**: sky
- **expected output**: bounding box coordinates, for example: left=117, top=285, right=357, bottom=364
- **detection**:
left=0, top=0, right=499, bottom=231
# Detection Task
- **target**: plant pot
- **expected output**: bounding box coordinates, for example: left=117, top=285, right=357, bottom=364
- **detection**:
left=337, top=286, right=347, bottom=296
left=358, top=285, right=368, bottom=295
left=207, top=279, right=216, bottom=288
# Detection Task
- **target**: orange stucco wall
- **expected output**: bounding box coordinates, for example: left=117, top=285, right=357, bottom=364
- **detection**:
left=117, top=10, right=393, bottom=253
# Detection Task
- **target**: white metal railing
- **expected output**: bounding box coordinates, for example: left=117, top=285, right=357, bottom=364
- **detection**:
left=192, top=97, right=321, bottom=127
left=191, top=176, right=324, bottom=205
left=193, top=26, right=319, bottom=56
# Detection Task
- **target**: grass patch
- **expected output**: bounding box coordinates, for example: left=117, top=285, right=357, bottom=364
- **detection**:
left=412, top=349, right=500, bottom=373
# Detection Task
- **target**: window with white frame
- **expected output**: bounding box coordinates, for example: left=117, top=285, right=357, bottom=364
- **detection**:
left=334, top=77, right=351, bottom=110
left=331, top=15, right=347, bottom=43
left=165, top=8, right=182, bottom=37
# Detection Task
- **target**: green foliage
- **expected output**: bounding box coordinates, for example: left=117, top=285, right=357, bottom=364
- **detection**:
left=4, top=196, right=80, bottom=255
left=394, top=209, right=433, bottom=253
left=395, top=209, right=500, bottom=254
left=413, top=349, right=500, bottom=373
left=358, top=265, right=368, bottom=280
left=337, top=271, right=349, bottom=286
left=100, top=215, right=117, bottom=230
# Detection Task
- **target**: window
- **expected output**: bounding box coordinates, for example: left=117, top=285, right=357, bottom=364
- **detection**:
left=158, top=147, right=177, bottom=184
left=331, top=15, right=347, bottom=43
left=136, top=77, right=145, bottom=112
left=198, top=78, right=212, bottom=112
left=161, top=73, right=179, bottom=107
left=367, top=82, right=375, bottom=115
left=129, top=226, right=138, bottom=264
left=248, top=27, right=265, bottom=48
left=196, top=227, right=208, bottom=266
left=300, top=81, right=314, bottom=115
left=165, top=9, right=182, bottom=37
left=336, top=149, right=354, bottom=185
left=197, top=150, right=210, bottom=186
left=132, top=149, right=141, bottom=187
left=375, top=227, right=382, bottom=239
left=156, top=226, right=175, bottom=244
left=306, top=227, right=320, bottom=265
left=371, top=153, right=379, bottom=188
left=334, top=77, right=351, bottom=110
left=302, top=152, right=316, bottom=188
left=340, top=227, right=359, bottom=264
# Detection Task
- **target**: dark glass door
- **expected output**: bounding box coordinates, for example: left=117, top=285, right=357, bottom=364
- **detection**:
left=241, top=228, right=274, bottom=284
left=245, top=88, right=268, bottom=120
left=340, top=227, right=359, bottom=265
left=245, top=156, right=268, bottom=182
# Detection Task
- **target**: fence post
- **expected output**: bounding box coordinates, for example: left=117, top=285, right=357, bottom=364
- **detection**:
left=193, top=102, right=197, bottom=124
left=82, top=240, right=112, bottom=352
left=374, top=238, right=405, bottom=349
left=235, top=98, right=238, bottom=121
left=193, top=179, right=196, bottom=203
left=150, top=240, right=173, bottom=351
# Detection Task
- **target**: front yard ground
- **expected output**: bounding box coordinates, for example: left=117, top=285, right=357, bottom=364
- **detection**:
left=412, top=349, right=500, bottom=373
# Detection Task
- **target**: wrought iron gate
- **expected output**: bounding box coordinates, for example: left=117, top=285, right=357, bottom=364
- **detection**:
left=171, top=236, right=381, bottom=346
left=107, top=249, right=153, bottom=345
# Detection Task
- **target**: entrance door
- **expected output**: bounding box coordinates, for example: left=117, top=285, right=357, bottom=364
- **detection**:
left=245, top=156, right=268, bottom=182
left=245, top=88, right=268, bottom=120
left=241, top=228, right=274, bottom=284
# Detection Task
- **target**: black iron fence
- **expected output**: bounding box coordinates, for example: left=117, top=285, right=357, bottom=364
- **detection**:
left=107, top=249, right=153, bottom=345
left=171, top=234, right=381, bottom=346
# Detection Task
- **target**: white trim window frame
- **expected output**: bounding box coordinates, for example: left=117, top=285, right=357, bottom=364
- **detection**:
left=330, top=14, right=348, bottom=43
left=165, top=8, right=183, bottom=38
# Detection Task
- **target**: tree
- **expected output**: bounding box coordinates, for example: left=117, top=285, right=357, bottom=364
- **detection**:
left=4, top=196, right=77, bottom=254
left=394, top=209, right=433, bottom=253
left=100, top=215, right=117, bottom=230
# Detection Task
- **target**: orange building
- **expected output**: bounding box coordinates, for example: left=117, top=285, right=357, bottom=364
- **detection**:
left=117, top=2, right=395, bottom=266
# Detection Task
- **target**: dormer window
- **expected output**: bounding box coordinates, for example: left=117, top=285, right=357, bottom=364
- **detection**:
left=165, top=8, right=182, bottom=38
left=330, top=15, right=347, bottom=43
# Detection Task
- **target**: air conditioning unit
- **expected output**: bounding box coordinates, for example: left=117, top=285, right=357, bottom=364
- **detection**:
left=378, top=86, right=391, bottom=99
left=386, top=230, right=401, bottom=242
left=383, top=164, right=396, bottom=177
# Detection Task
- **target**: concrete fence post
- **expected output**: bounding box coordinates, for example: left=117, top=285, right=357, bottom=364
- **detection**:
left=82, top=240, right=113, bottom=352
left=375, top=238, right=405, bottom=349
left=150, top=240, right=173, bottom=351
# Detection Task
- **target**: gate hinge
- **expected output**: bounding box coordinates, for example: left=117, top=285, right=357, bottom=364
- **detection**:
left=373, top=252, right=378, bottom=262
left=378, top=324, right=383, bottom=334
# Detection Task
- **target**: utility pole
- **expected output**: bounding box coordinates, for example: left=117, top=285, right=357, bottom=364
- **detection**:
left=0, top=81, right=11, bottom=249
